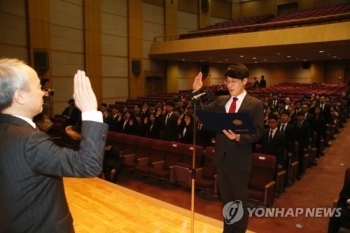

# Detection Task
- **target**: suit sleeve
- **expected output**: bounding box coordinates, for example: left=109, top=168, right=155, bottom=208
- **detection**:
left=25, top=121, right=108, bottom=177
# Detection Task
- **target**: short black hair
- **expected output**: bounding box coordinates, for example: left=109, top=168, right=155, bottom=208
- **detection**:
left=268, top=114, right=279, bottom=121
left=224, top=63, right=249, bottom=80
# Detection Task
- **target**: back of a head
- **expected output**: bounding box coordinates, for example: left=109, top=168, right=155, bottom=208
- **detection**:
left=0, top=58, right=29, bottom=112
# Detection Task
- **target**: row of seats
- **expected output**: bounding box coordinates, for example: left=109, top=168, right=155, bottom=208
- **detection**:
left=179, top=3, right=350, bottom=39
left=107, top=131, right=295, bottom=207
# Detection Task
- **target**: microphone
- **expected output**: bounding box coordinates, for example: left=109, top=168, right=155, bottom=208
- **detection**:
left=192, top=89, right=213, bottom=100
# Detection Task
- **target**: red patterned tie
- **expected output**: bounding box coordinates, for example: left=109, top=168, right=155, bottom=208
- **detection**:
left=228, top=97, right=238, bottom=113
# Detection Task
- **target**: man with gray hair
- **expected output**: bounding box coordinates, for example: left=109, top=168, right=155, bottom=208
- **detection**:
left=0, top=58, right=108, bottom=233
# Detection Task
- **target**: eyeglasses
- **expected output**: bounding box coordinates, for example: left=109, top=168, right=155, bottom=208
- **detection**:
left=224, top=80, right=240, bottom=85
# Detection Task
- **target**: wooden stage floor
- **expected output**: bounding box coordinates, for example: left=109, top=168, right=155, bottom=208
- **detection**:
left=64, top=177, right=226, bottom=233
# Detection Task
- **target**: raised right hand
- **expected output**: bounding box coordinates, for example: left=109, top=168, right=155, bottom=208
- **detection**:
left=192, top=72, right=203, bottom=92
left=73, top=70, right=98, bottom=112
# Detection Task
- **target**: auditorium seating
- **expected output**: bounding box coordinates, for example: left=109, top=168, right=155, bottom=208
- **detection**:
left=170, top=144, right=204, bottom=187
left=123, top=137, right=152, bottom=171
left=248, top=153, right=276, bottom=207
left=134, top=139, right=167, bottom=176
left=178, top=3, right=350, bottom=39
left=194, top=146, right=218, bottom=195
left=149, top=142, right=185, bottom=181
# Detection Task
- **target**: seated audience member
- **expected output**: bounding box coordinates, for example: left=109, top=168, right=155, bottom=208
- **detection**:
left=328, top=179, right=350, bottom=233
left=102, top=141, right=123, bottom=183
left=62, top=98, right=81, bottom=126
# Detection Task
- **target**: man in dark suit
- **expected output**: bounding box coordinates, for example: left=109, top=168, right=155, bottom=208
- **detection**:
left=293, top=111, right=311, bottom=179
left=260, top=114, right=286, bottom=171
left=0, top=58, right=108, bottom=233
left=192, top=63, right=264, bottom=233
left=160, top=101, right=179, bottom=141
left=62, top=98, right=81, bottom=126
left=301, top=103, right=313, bottom=124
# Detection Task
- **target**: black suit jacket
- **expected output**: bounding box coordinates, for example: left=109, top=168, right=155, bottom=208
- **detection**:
left=278, top=122, right=295, bottom=153
left=260, top=129, right=286, bottom=166
left=0, top=114, right=108, bottom=233
left=198, top=94, right=264, bottom=171
left=293, top=120, right=311, bottom=150
left=160, top=113, right=179, bottom=141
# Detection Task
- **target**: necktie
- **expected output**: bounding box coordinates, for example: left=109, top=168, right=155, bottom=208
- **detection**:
left=165, top=114, right=170, bottom=125
left=269, top=130, right=273, bottom=143
left=281, top=124, right=285, bottom=132
left=229, top=97, right=238, bottom=113
left=298, top=122, right=301, bottom=128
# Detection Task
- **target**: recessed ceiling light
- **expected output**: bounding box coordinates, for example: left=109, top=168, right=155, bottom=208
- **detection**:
left=333, top=56, right=337, bottom=58
left=254, top=61, right=258, bottom=63
left=319, top=51, right=324, bottom=53
left=264, top=59, right=267, bottom=61
left=296, top=58, right=299, bottom=60
left=253, top=57, right=256, bottom=59
left=225, top=59, right=228, bottom=61
left=200, top=60, right=203, bottom=62
left=182, top=59, right=185, bottom=61
left=303, top=59, right=307, bottom=61
left=277, top=53, right=280, bottom=55
left=287, top=56, right=291, bottom=58
left=240, top=55, right=244, bottom=57
left=219, top=61, right=221, bottom=63
left=327, top=54, right=331, bottom=56
left=209, top=57, right=212, bottom=59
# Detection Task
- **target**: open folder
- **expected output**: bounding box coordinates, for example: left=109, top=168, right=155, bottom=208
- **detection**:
left=196, top=110, right=256, bottom=134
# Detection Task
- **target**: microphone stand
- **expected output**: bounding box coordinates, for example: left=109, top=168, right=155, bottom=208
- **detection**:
left=190, top=98, right=198, bottom=233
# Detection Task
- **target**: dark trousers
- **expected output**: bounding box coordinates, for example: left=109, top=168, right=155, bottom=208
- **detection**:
left=217, top=167, right=251, bottom=233
left=328, top=206, right=350, bottom=233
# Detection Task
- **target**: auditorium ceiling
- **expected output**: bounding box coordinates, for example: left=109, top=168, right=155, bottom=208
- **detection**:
left=149, top=40, right=350, bottom=65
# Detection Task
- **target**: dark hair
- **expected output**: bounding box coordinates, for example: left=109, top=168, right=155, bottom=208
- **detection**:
left=224, top=63, right=249, bottom=80
left=100, top=103, right=107, bottom=108
left=268, top=114, right=279, bottom=121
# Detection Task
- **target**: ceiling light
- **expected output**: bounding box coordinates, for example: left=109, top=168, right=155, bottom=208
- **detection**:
left=287, top=56, right=291, bottom=58
left=181, top=59, right=185, bottom=61
left=253, top=57, right=256, bottom=59
left=319, top=51, right=324, bottom=53
left=240, top=55, right=244, bottom=57
left=225, top=58, right=228, bottom=61
left=277, top=53, right=280, bottom=55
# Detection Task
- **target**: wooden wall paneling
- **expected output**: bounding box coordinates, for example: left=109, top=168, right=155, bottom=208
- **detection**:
left=83, top=0, right=103, bottom=103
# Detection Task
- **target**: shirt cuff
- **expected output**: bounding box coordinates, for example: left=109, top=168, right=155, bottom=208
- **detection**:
left=82, top=111, right=103, bottom=123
